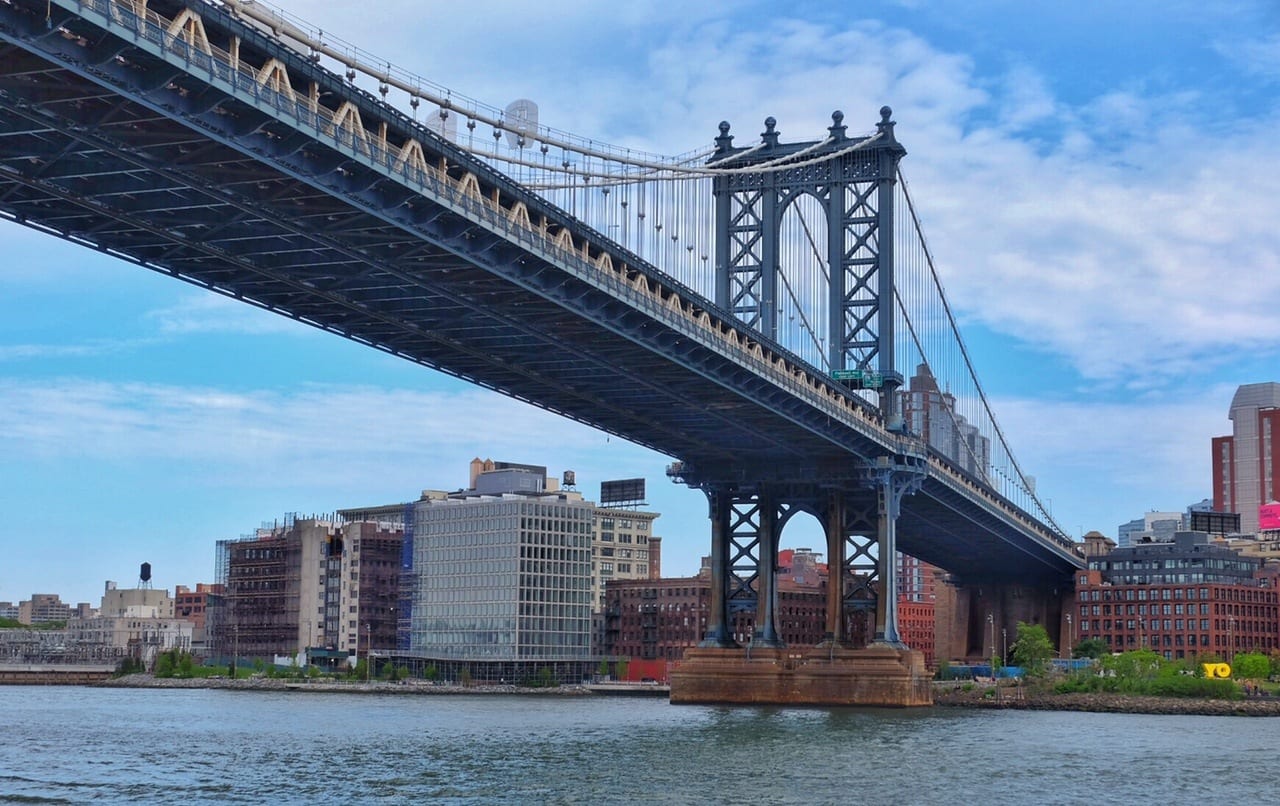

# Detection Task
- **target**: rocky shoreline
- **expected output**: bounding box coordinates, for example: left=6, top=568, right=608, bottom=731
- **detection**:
left=933, top=683, right=1280, bottom=716
left=93, top=675, right=1280, bottom=714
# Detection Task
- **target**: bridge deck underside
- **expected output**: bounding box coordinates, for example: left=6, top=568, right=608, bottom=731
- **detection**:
left=0, top=4, right=1081, bottom=582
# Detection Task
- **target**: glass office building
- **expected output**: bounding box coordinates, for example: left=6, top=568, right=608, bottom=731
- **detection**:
left=411, top=493, right=593, bottom=661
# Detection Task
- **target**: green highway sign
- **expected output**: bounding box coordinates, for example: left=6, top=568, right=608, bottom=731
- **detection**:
left=832, top=368, right=884, bottom=389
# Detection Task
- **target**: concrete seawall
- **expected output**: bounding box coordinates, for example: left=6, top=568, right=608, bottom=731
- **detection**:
left=0, top=664, right=114, bottom=685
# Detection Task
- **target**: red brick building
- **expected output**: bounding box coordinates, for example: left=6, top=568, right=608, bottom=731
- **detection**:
left=603, top=568, right=934, bottom=667
left=1075, top=531, right=1280, bottom=659
left=174, top=583, right=221, bottom=630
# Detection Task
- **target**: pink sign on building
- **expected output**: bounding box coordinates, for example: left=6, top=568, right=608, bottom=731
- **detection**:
left=1260, top=502, right=1280, bottom=531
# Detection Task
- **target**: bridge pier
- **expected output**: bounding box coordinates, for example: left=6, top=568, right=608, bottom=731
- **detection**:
left=934, top=577, right=1069, bottom=665
left=698, top=489, right=737, bottom=648
left=672, top=466, right=932, bottom=707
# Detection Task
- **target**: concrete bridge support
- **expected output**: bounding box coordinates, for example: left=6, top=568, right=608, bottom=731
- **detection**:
left=673, top=476, right=932, bottom=706
left=933, top=578, right=1071, bottom=666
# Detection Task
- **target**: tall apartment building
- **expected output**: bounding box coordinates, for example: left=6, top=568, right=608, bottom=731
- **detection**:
left=213, top=515, right=403, bottom=661
left=1075, top=531, right=1278, bottom=659
left=1213, top=382, right=1280, bottom=534
left=903, top=363, right=990, bottom=478
left=898, top=553, right=938, bottom=603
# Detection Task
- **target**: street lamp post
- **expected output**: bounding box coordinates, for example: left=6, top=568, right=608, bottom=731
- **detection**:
left=365, top=622, right=371, bottom=683
left=1066, top=613, right=1073, bottom=659
left=1002, top=628, right=1008, bottom=666
left=1229, top=616, right=1237, bottom=663
left=987, top=613, right=995, bottom=676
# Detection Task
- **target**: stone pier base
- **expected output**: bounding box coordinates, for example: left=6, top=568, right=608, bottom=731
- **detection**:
left=669, top=644, right=933, bottom=706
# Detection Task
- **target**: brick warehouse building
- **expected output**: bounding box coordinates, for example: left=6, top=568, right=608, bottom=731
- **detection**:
left=603, top=569, right=938, bottom=673
left=1074, top=531, right=1279, bottom=659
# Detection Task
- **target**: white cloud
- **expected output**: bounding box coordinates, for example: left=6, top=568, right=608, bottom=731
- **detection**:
left=144, top=293, right=308, bottom=337
left=1216, top=33, right=1280, bottom=80
left=993, top=386, right=1236, bottom=531
left=0, top=377, right=648, bottom=489
left=0, top=339, right=152, bottom=361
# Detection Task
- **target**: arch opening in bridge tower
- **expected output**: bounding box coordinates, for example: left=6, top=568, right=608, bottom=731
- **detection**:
left=776, top=192, right=831, bottom=372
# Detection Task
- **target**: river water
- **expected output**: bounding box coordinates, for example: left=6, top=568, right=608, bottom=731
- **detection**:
left=0, top=686, right=1271, bottom=804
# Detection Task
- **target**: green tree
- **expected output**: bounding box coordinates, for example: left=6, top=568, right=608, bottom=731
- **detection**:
left=1011, top=622, right=1054, bottom=676
left=154, top=651, right=174, bottom=678
left=1072, top=637, right=1107, bottom=660
left=1233, top=650, right=1270, bottom=681
left=1102, top=648, right=1163, bottom=683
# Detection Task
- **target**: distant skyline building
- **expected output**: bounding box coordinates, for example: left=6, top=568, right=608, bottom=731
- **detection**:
left=903, top=364, right=990, bottom=479
left=1212, top=382, right=1280, bottom=534
left=66, top=580, right=193, bottom=667
left=16, top=593, right=88, bottom=626
left=1117, top=511, right=1183, bottom=548
left=326, top=458, right=664, bottom=676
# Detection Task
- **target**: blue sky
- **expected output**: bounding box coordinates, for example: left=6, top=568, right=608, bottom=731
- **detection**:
left=3, top=0, right=1278, bottom=605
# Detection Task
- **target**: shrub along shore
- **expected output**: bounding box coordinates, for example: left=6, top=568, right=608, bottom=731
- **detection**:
left=933, top=683, right=1280, bottom=716
left=936, top=624, right=1280, bottom=716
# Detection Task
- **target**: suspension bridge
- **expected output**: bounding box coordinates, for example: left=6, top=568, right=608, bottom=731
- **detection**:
left=0, top=0, right=1085, bottom=703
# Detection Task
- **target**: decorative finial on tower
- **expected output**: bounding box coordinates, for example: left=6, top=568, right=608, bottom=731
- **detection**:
left=877, top=105, right=897, bottom=142
left=762, top=116, right=780, bottom=148
left=828, top=110, right=847, bottom=141
left=715, top=120, right=734, bottom=154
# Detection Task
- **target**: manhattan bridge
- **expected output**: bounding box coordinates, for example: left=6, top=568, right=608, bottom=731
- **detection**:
left=0, top=0, right=1085, bottom=701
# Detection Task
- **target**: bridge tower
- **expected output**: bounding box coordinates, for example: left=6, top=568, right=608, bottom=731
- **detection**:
left=670, top=110, right=931, bottom=705
left=712, top=106, right=907, bottom=427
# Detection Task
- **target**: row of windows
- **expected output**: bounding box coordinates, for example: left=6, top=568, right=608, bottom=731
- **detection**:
left=1083, top=603, right=1212, bottom=616
left=599, top=519, right=651, bottom=531
left=1092, top=557, right=1256, bottom=571
left=596, top=547, right=646, bottom=559
left=1087, top=602, right=1280, bottom=618
left=1079, top=585, right=1276, bottom=603
left=1083, top=618, right=1271, bottom=633
left=1090, top=634, right=1277, bottom=651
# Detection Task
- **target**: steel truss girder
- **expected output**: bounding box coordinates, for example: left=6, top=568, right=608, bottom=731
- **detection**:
left=712, top=116, right=903, bottom=377
left=843, top=501, right=881, bottom=611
